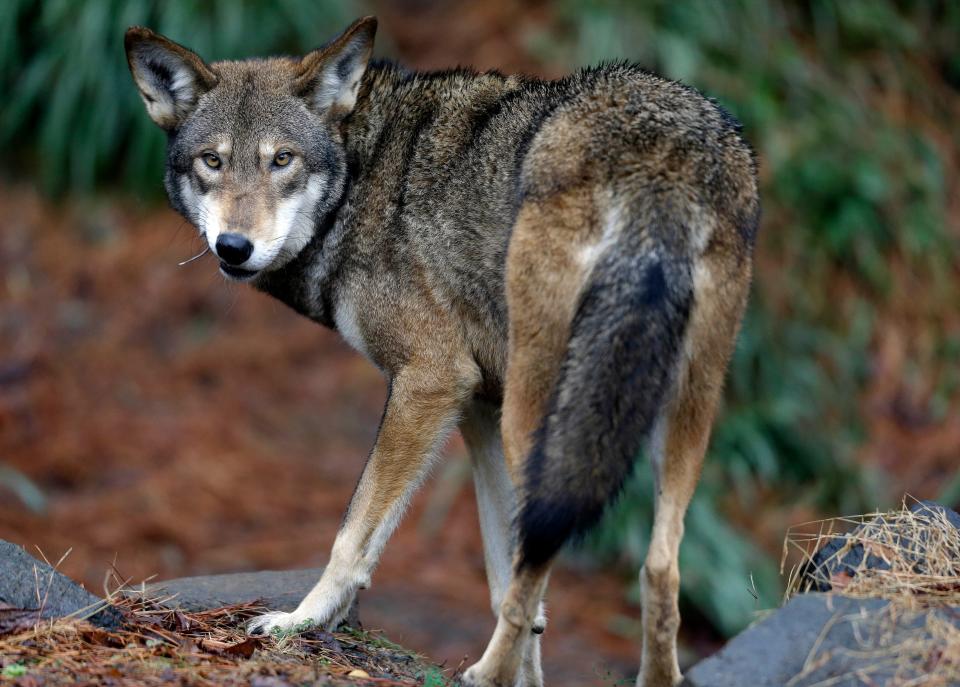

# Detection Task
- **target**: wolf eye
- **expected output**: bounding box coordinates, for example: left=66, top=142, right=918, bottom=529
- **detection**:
left=202, top=152, right=221, bottom=169
left=273, top=151, right=293, bottom=167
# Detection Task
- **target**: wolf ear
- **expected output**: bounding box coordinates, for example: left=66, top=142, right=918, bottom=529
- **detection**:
left=295, top=17, right=377, bottom=119
left=125, top=27, right=218, bottom=130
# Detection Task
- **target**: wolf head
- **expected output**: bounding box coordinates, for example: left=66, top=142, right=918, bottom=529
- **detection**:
left=125, top=18, right=377, bottom=281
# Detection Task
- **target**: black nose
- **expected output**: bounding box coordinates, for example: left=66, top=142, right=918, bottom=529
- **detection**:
left=215, top=233, right=253, bottom=266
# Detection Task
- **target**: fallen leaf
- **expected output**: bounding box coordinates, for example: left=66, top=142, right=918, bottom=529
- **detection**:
left=198, top=637, right=261, bottom=659
left=222, top=637, right=261, bottom=659
left=80, top=628, right=126, bottom=648
left=198, top=638, right=230, bottom=653
left=347, top=669, right=370, bottom=678
left=830, top=570, right=853, bottom=590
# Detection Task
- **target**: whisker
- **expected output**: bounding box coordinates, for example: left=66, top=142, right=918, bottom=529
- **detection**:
left=178, top=245, right=210, bottom=266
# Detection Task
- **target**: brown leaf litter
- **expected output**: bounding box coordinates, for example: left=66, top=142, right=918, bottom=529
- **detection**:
left=0, top=594, right=450, bottom=686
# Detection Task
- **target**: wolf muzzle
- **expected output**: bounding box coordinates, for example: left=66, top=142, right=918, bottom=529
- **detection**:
left=215, top=233, right=254, bottom=266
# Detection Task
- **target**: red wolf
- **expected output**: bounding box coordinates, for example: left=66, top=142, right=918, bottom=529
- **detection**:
left=126, top=17, right=759, bottom=686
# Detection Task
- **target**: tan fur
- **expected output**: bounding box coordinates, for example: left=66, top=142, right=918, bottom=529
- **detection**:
left=502, top=189, right=599, bottom=483
left=461, top=403, right=545, bottom=686
left=469, top=563, right=552, bottom=687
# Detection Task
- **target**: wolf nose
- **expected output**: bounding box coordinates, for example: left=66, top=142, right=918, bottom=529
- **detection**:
left=215, top=233, right=253, bottom=266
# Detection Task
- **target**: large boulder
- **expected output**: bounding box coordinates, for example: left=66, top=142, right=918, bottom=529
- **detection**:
left=682, top=593, right=959, bottom=686
left=686, top=500, right=960, bottom=686
left=0, top=539, right=123, bottom=628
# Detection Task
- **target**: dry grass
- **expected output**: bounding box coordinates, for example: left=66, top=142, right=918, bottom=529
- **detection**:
left=781, top=499, right=960, bottom=686
left=782, top=498, right=960, bottom=605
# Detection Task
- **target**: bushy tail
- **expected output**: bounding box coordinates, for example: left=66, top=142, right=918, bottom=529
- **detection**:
left=517, top=225, right=693, bottom=569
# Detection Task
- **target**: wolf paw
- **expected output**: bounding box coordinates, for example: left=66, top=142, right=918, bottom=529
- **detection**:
left=462, top=663, right=519, bottom=687
left=247, top=587, right=356, bottom=638
left=461, top=665, right=496, bottom=687
left=247, top=610, right=316, bottom=638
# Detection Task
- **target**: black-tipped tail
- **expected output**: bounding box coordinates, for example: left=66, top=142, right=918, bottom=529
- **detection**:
left=517, top=231, right=693, bottom=569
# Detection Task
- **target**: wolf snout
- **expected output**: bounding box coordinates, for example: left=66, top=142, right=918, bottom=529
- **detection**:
left=215, top=233, right=254, bottom=266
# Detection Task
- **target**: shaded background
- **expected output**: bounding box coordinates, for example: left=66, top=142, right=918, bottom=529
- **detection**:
left=1, top=0, right=958, bottom=684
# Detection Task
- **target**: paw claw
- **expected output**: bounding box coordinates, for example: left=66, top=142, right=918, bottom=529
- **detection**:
left=246, top=611, right=314, bottom=638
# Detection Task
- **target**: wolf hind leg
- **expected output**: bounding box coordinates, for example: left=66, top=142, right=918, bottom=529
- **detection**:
left=466, top=189, right=702, bottom=687
left=463, top=192, right=599, bottom=687
left=461, top=402, right=546, bottom=687
left=638, top=409, right=706, bottom=687
left=639, top=254, right=750, bottom=686
left=461, top=402, right=548, bottom=639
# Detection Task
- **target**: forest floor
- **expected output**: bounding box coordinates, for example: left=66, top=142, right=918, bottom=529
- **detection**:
left=0, top=596, right=447, bottom=686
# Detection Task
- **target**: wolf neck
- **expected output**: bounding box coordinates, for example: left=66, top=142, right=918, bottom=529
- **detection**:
left=254, top=61, right=521, bottom=328
left=252, top=62, right=425, bottom=326
left=252, top=206, right=342, bottom=327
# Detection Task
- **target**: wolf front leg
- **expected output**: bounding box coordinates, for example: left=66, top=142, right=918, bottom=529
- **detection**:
left=463, top=192, right=601, bottom=687
left=249, top=358, right=477, bottom=636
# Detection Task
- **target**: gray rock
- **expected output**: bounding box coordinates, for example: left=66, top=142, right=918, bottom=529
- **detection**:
left=682, top=593, right=959, bottom=687
left=138, top=567, right=361, bottom=628
left=911, top=498, right=960, bottom=531
left=0, top=539, right=123, bottom=628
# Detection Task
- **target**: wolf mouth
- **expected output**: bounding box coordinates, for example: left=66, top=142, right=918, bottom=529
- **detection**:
left=219, top=262, right=260, bottom=280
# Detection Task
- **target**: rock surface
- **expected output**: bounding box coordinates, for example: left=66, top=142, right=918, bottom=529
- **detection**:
left=141, top=567, right=361, bottom=628
left=0, top=539, right=122, bottom=628
left=681, top=593, right=959, bottom=687
left=0, top=539, right=359, bottom=631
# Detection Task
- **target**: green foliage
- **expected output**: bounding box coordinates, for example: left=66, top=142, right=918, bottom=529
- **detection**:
left=2, top=664, right=29, bottom=678
left=584, top=462, right=781, bottom=638
left=342, top=627, right=415, bottom=656
left=0, top=0, right=353, bottom=196
left=421, top=666, right=452, bottom=687
left=551, top=0, right=959, bottom=635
